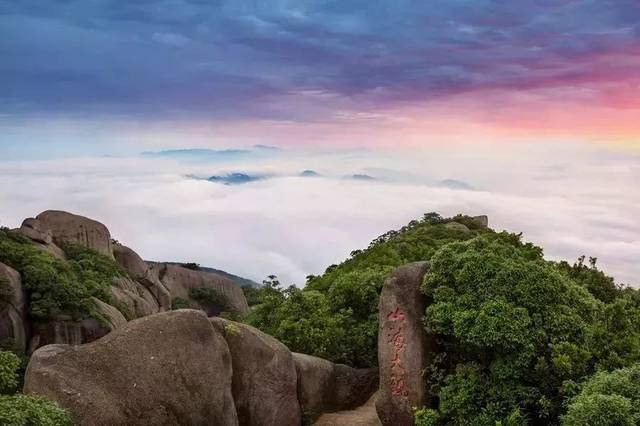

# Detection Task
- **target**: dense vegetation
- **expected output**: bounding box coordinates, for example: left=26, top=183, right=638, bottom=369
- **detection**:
left=189, top=286, right=231, bottom=316
left=0, top=229, right=130, bottom=424
left=0, top=228, right=126, bottom=323
left=562, top=364, right=640, bottom=425
left=247, top=213, right=640, bottom=425
left=247, top=214, right=487, bottom=367
left=420, top=233, right=640, bottom=425
left=0, top=350, right=72, bottom=425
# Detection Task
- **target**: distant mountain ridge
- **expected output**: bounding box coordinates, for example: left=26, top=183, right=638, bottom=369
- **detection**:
left=142, top=148, right=250, bottom=157
left=155, top=261, right=261, bottom=288
left=207, top=173, right=263, bottom=185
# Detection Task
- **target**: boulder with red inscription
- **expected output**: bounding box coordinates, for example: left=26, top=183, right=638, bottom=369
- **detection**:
left=376, top=262, right=438, bottom=426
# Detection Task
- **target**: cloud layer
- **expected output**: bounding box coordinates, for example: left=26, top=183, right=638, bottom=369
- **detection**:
left=0, top=144, right=637, bottom=287
left=1, top=0, right=639, bottom=144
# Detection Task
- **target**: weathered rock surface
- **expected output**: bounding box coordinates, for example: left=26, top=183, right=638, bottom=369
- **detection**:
left=151, top=263, right=249, bottom=316
left=472, top=215, right=489, bottom=228
left=376, top=262, right=437, bottom=426
left=333, top=364, right=379, bottom=411
left=113, top=244, right=170, bottom=311
left=294, top=353, right=378, bottom=419
left=92, top=297, right=127, bottom=329
left=444, top=221, right=471, bottom=233
left=18, top=218, right=66, bottom=259
left=0, top=262, right=27, bottom=352
left=24, top=310, right=238, bottom=426
left=211, top=317, right=300, bottom=426
left=110, top=277, right=160, bottom=319
left=19, top=217, right=53, bottom=245
left=35, top=210, right=113, bottom=257
left=294, top=353, right=333, bottom=417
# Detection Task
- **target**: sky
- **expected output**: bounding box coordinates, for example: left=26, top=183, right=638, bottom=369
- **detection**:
left=0, top=1, right=638, bottom=285
left=1, top=0, right=639, bottom=154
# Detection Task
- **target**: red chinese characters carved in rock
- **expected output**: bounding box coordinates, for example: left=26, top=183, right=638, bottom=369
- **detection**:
left=387, top=307, right=409, bottom=400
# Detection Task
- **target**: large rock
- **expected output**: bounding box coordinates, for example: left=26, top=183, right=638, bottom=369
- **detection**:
left=210, top=318, right=300, bottom=426
left=24, top=310, right=238, bottom=426
left=110, top=277, right=160, bottom=319
left=376, top=262, right=437, bottom=426
left=17, top=218, right=66, bottom=259
left=19, top=217, right=53, bottom=245
left=472, top=215, right=489, bottom=228
left=151, top=263, right=249, bottom=316
left=92, top=297, right=127, bottom=329
left=444, top=221, right=471, bottom=234
left=0, top=262, right=27, bottom=352
left=293, top=353, right=378, bottom=419
left=113, top=244, right=170, bottom=311
left=35, top=210, right=113, bottom=257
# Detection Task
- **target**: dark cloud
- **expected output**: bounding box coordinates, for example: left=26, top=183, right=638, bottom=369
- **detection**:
left=1, top=0, right=639, bottom=120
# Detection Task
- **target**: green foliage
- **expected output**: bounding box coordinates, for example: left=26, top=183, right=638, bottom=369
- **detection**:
left=224, top=322, right=241, bottom=336
left=0, top=229, right=126, bottom=321
left=422, top=233, right=640, bottom=425
left=0, top=351, right=69, bottom=425
left=0, top=351, right=21, bottom=394
left=556, top=256, right=619, bottom=303
left=189, top=287, right=230, bottom=312
left=241, top=284, right=260, bottom=306
left=562, top=364, right=640, bottom=426
left=0, top=394, right=73, bottom=426
left=0, top=277, right=12, bottom=310
left=180, top=262, right=201, bottom=271
left=414, top=407, right=440, bottom=426
left=171, top=297, right=191, bottom=310
left=247, top=213, right=485, bottom=367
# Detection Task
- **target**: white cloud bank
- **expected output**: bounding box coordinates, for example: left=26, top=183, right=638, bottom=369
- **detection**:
left=0, top=143, right=638, bottom=286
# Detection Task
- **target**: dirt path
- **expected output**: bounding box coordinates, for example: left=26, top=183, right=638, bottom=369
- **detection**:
left=314, top=393, right=381, bottom=426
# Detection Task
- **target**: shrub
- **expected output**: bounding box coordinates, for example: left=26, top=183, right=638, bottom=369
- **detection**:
left=0, top=394, right=73, bottom=426
left=171, top=297, right=191, bottom=310
left=180, top=262, right=201, bottom=271
left=0, top=230, right=126, bottom=321
left=0, top=351, right=21, bottom=394
left=189, top=287, right=229, bottom=312
left=241, top=284, right=260, bottom=306
left=414, top=407, right=439, bottom=426
left=562, top=364, right=640, bottom=425
left=224, top=322, right=241, bottom=336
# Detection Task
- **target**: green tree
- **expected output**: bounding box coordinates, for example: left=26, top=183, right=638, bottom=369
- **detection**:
left=562, top=364, right=640, bottom=425
left=247, top=214, right=485, bottom=367
left=0, top=351, right=21, bottom=394
left=0, top=229, right=127, bottom=321
left=421, top=233, right=639, bottom=425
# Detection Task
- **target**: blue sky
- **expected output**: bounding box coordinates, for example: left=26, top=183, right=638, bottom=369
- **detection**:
left=1, top=0, right=639, bottom=154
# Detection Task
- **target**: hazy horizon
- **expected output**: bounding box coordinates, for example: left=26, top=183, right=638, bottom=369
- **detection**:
left=1, top=143, right=638, bottom=287
left=1, top=1, right=638, bottom=286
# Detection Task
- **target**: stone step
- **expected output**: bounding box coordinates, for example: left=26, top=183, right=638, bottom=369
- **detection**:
left=314, top=393, right=381, bottom=426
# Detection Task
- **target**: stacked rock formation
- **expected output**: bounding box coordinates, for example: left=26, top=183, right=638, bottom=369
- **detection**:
left=0, top=210, right=250, bottom=354
left=24, top=311, right=379, bottom=425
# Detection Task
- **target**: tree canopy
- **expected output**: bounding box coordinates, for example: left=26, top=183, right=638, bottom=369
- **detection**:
left=246, top=213, right=640, bottom=424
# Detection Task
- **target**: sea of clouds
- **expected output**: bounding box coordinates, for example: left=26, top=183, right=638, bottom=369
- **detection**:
left=0, top=143, right=638, bottom=287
